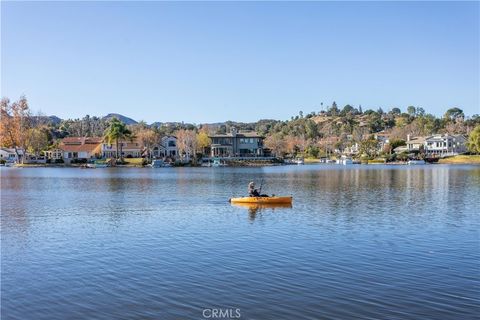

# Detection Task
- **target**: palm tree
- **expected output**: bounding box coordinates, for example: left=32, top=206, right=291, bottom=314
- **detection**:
left=103, top=117, right=133, bottom=162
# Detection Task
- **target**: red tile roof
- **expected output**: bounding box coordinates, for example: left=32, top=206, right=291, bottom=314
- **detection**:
left=60, top=137, right=102, bottom=153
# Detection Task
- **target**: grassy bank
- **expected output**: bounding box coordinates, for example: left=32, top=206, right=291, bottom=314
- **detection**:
left=13, top=163, right=48, bottom=167
left=304, top=158, right=321, bottom=163
left=117, top=158, right=146, bottom=167
left=438, top=155, right=480, bottom=164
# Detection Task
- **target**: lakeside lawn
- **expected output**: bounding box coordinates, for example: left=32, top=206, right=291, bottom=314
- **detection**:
left=438, top=155, right=480, bottom=164
left=304, top=158, right=321, bottom=163
left=119, top=158, right=145, bottom=166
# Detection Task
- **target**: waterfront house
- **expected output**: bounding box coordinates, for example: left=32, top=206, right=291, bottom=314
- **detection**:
left=374, top=132, right=391, bottom=152
left=343, top=142, right=360, bottom=155
left=424, top=134, right=467, bottom=157
left=151, top=136, right=178, bottom=159
left=23, top=154, right=47, bottom=164
left=406, top=135, right=427, bottom=152
left=393, top=145, right=409, bottom=153
left=209, top=128, right=265, bottom=157
left=0, top=147, right=24, bottom=162
left=44, top=148, right=64, bottom=161
left=162, top=136, right=178, bottom=158
left=59, top=137, right=102, bottom=163
left=101, top=139, right=143, bottom=158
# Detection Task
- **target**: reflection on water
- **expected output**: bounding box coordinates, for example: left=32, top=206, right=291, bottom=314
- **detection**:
left=1, top=165, right=479, bottom=320
left=231, top=202, right=293, bottom=221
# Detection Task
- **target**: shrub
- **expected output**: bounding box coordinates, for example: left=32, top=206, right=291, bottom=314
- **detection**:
left=383, top=154, right=397, bottom=162
left=397, top=151, right=409, bottom=161
left=55, top=159, right=64, bottom=164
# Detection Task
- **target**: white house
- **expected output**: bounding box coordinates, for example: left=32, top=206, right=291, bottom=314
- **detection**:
left=343, top=142, right=360, bottom=155
left=424, top=134, right=467, bottom=156
left=406, top=135, right=427, bottom=152
left=151, top=136, right=178, bottom=159
left=162, top=136, right=178, bottom=158
left=374, top=132, right=391, bottom=152
left=0, top=147, right=24, bottom=162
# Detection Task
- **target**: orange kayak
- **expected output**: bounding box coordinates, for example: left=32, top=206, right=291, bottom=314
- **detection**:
left=231, top=202, right=292, bottom=209
left=229, top=196, right=293, bottom=204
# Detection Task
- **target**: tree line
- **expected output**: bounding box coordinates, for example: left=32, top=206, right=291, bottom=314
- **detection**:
left=0, top=96, right=213, bottom=163
left=2, top=96, right=480, bottom=162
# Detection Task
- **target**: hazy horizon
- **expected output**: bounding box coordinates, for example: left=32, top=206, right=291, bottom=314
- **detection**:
left=2, top=1, right=479, bottom=122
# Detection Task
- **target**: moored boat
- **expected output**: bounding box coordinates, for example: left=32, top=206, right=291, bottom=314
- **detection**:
left=229, top=196, right=293, bottom=204
left=294, top=158, right=304, bottom=165
left=336, top=155, right=353, bottom=165
left=408, top=160, right=426, bottom=165
left=212, top=158, right=227, bottom=167
left=86, top=160, right=109, bottom=168
left=150, top=159, right=172, bottom=167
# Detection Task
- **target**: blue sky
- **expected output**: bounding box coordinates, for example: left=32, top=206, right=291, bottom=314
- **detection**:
left=2, top=1, right=479, bottom=123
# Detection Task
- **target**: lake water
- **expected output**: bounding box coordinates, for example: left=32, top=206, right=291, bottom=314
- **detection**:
left=1, top=165, right=479, bottom=320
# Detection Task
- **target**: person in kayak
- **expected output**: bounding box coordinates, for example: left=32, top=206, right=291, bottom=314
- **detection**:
left=248, top=181, right=270, bottom=197
left=248, top=182, right=260, bottom=197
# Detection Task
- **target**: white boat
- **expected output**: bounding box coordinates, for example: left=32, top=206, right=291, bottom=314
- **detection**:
left=294, top=158, right=304, bottom=165
left=212, top=158, right=227, bottom=167
left=337, top=156, right=353, bottom=165
left=150, top=159, right=172, bottom=167
left=86, top=161, right=109, bottom=168
left=408, top=160, right=426, bottom=165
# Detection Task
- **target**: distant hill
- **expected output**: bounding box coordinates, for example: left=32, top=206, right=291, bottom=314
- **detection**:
left=102, top=113, right=138, bottom=125
left=48, top=116, right=62, bottom=125
left=31, top=115, right=63, bottom=125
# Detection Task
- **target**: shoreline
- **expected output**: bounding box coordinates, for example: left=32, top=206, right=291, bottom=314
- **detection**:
left=3, top=155, right=479, bottom=168
left=5, top=161, right=480, bottom=169
left=437, top=155, right=480, bottom=164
